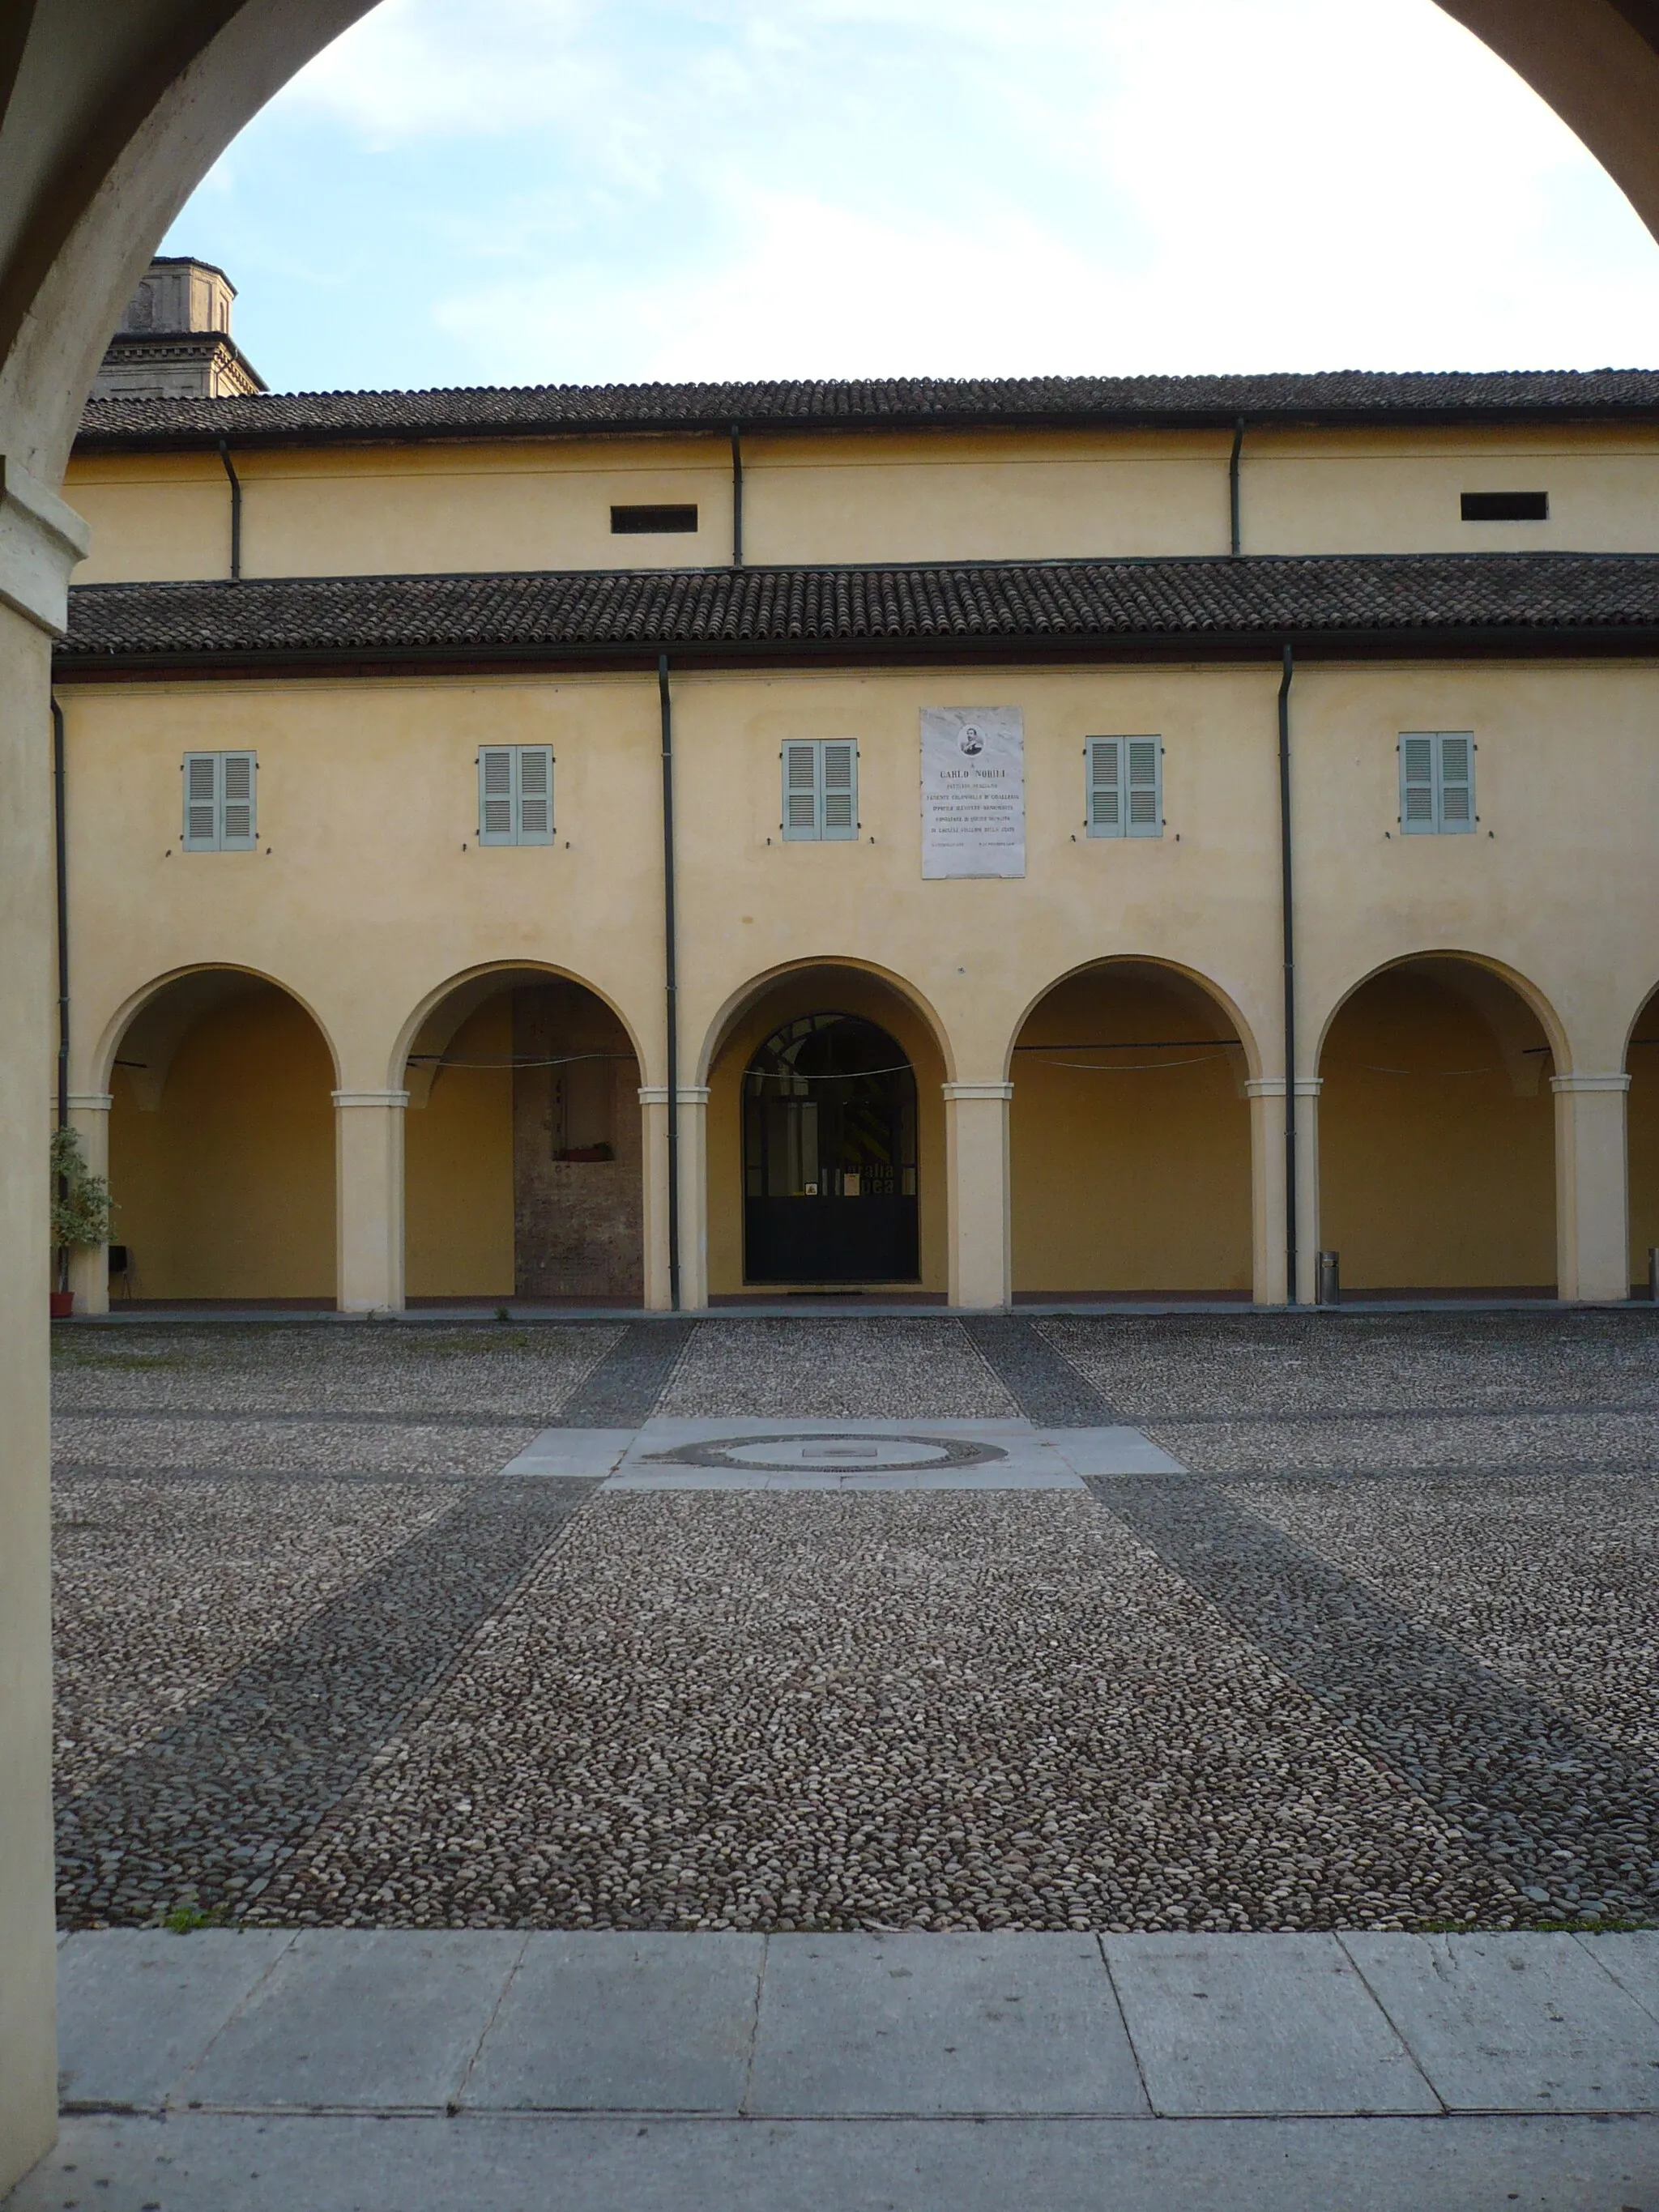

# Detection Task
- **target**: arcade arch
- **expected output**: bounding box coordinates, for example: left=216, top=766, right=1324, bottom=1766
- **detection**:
left=1317, top=954, right=1560, bottom=1294
left=399, top=965, right=645, bottom=1303
left=1008, top=960, right=1255, bottom=1298
left=1626, top=982, right=1659, bottom=1289
left=102, top=966, right=338, bottom=1302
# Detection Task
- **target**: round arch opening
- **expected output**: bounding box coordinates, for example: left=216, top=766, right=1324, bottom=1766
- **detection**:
left=1009, top=961, right=1251, bottom=1298
left=106, top=970, right=336, bottom=1303
left=1627, top=984, right=1659, bottom=1289
left=1318, top=956, right=1557, bottom=1295
left=403, top=968, right=643, bottom=1303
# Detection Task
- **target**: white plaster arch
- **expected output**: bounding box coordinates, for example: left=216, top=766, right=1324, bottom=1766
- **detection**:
left=1001, top=953, right=1266, bottom=1087
left=92, top=960, right=343, bottom=1105
left=389, top=960, right=650, bottom=1102
left=1313, top=948, right=1572, bottom=1089
left=694, top=956, right=957, bottom=1089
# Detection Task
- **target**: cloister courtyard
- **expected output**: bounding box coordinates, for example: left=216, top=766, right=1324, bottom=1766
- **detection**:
left=49, top=1310, right=1659, bottom=1939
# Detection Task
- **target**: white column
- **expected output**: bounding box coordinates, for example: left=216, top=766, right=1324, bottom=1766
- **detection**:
left=1245, top=1076, right=1322, bottom=1305
left=1552, top=1072, right=1631, bottom=1303
left=944, top=1081, right=1013, bottom=1311
left=332, top=1089, right=407, bottom=1314
left=0, top=466, right=91, bottom=2187
left=64, top=1091, right=112, bottom=1315
left=638, top=1085, right=709, bottom=1311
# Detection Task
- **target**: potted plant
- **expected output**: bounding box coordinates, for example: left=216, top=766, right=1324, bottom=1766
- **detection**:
left=50, top=1126, right=113, bottom=1319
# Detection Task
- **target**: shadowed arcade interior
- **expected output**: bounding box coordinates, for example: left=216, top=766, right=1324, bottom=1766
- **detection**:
left=403, top=970, right=642, bottom=1303
left=106, top=974, right=335, bottom=1302
left=1010, top=962, right=1252, bottom=1298
left=1319, top=957, right=1557, bottom=1294
left=1628, top=984, right=1659, bottom=1289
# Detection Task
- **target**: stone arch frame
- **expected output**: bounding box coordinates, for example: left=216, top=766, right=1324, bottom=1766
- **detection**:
left=92, top=959, right=343, bottom=1102
left=1000, top=953, right=1266, bottom=1087
left=1313, top=947, right=1572, bottom=1080
left=694, top=955, right=957, bottom=1090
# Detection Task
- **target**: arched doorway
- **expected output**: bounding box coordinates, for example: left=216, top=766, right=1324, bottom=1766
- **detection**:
left=1627, top=985, right=1659, bottom=1292
left=402, top=968, right=643, bottom=1302
left=742, top=1013, right=919, bottom=1285
left=1009, top=961, right=1252, bottom=1297
left=105, top=970, right=336, bottom=1302
left=1318, top=956, right=1557, bottom=1294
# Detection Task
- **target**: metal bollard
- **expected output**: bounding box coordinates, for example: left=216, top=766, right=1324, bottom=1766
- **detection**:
left=1649, top=1248, right=1659, bottom=1304
left=1317, top=1250, right=1341, bottom=1307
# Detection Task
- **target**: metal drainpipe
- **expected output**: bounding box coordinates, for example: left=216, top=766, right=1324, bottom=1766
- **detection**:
left=659, top=653, right=681, bottom=1311
left=53, top=694, right=70, bottom=1292
left=1229, top=417, right=1245, bottom=556
left=216, top=439, right=242, bottom=580
left=730, top=424, right=744, bottom=567
left=1277, top=642, right=1298, bottom=1304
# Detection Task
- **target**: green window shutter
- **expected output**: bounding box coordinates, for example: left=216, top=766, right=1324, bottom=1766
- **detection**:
left=821, top=741, right=857, bottom=838
left=479, top=747, right=515, bottom=844
left=516, top=745, right=554, bottom=843
left=1401, top=733, right=1436, bottom=833
left=183, top=752, right=220, bottom=849
left=220, top=751, right=257, bottom=849
left=1126, top=736, right=1162, bottom=837
left=783, top=740, right=819, bottom=839
left=1437, top=731, right=1474, bottom=832
left=1087, top=737, right=1122, bottom=837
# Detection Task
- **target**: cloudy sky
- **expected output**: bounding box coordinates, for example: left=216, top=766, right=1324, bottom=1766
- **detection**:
left=164, top=0, right=1659, bottom=393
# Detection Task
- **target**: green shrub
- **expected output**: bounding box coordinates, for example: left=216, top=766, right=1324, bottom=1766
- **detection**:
left=49, top=1126, right=113, bottom=1250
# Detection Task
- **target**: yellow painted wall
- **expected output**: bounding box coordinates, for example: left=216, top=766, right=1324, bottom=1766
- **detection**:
left=107, top=982, right=335, bottom=1298
left=704, top=967, right=948, bottom=1294
left=1628, top=991, right=1659, bottom=1285
left=403, top=994, right=513, bottom=1298
left=1319, top=962, right=1556, bottom=1289
left=1010, top=965, right=1251, bottom=1293
left=64, top=422, right=1659, bottom=585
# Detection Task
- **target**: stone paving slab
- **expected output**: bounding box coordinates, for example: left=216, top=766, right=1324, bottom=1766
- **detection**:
left=13, top=2112, right=1659, bottom=2212
left=496, top=1428, right=634, bottom=1477
left=1103, top=1933, right=1438, bottom=2116
left=1586, top=1931, right=1659, bottom=2024
left=460, top=1933, right=762, bottom=2112
left=575, top=1417, right=1187, bottom=1490
left=56, top=1930, right=295, bottom=2112
left=748, top=1933, right=1146, bottom=2116
left=1341, top=1933, right=1659, bottom=2113
left=177, top=1929, right=526, bottom=2112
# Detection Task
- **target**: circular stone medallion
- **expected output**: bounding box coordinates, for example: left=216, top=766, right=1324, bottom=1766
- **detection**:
left=645, top=1430, right=1005, bottom=1473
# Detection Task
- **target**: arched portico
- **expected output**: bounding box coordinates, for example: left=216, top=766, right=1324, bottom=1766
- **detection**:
left=1626, top=982, right=1659, bottom=1291
left=90, top=965, right=339, bottom=1308
left=1007, top=958, right=1258, bottom=1301
left=1316, top=953, right=1564, bottom=1296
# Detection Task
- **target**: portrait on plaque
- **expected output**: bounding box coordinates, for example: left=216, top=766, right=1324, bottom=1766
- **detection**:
left=919, top=706, right=1026, bottom=879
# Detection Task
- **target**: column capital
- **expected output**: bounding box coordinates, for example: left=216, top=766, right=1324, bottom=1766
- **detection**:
left=942, top=1081, right=1015, bottom=1102
left=331, top=1089, right=410, bottom=1109
left=65, top=1092, right=113, bottom=1113
left=638, top=1085, right=711, bottom=1106
left=1244, top=1077, right=1323, bottom=1099
left=0, top=457, right=91, bottom=634
left=1550, top=1072, right=1631, bottom=1094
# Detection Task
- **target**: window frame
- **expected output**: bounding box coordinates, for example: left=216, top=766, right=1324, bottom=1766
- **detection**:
left=1398, top=730, right=1475, bottom=836
left=181, top=749, right=258, bottom=851
left=476, top=744, right=556, bottom=846
left=1086, top=734, right=1162, bottom=839
left=781, top=739, right=859, bottom=842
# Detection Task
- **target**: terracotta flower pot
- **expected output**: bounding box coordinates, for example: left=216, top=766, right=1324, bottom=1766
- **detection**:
left=49, top=1289, right=74, bottom=1319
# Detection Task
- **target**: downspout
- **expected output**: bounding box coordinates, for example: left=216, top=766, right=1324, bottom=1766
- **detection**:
left=53, top=695, right=70, bottom=1293
left=1277, top=642, right=1297, bottom=1304
left=730, top=424, right=744, bottom=568
left=1229, top=417, right=1245, bottom=556
left=216, top=438, right=242, bottom=581
left=659, top=652, right=681, bottom=1311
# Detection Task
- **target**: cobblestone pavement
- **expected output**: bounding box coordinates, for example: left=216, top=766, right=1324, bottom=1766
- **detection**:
left=51, top=1311, right=1659, bottom=1935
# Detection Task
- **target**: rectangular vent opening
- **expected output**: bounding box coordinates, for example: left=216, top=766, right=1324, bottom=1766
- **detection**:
left=1461, top=491, right=1548, bottom=522
left=611, top=503, right=699, bottom=535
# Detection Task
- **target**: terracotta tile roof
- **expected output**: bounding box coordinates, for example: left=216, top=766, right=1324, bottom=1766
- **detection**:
left=74, top=369, right=1659, bottom=448
left=56, top=554, right=1659, bottom=669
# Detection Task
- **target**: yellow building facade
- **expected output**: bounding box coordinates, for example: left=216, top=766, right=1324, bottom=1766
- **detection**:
left=51, top=369, right=1659, bottom=1312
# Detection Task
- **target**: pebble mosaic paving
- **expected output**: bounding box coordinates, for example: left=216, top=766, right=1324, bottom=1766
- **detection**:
left=49, top=1311, right=1659, bottom=1937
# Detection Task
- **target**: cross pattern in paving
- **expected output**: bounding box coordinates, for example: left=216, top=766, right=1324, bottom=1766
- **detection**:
left=48, top=1311, right=1659, bottom=1935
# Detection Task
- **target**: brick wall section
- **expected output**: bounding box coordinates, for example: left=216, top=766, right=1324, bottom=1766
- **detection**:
left=513, top=982, right=643, bottom=1298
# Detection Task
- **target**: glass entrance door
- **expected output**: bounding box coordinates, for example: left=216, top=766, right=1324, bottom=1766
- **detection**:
left=743, top=1013, right=919, bottom=1283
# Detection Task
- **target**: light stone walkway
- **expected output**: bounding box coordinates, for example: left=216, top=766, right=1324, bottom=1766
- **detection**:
left=13, top=1929, right=1659, bottom=2210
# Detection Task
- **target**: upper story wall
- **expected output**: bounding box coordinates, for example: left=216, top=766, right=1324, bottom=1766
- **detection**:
left=63, top=420, right=1659, bottom=585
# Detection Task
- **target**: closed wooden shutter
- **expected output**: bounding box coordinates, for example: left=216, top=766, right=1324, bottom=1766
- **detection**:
left=516, top=745, right=555, bottom=842
left=1401, top=733, right=1436, bottom=833
left=479, top=747, right=515, bottom=843
left=783, top=741, right=819, bottom=838
left=1088, top=738, right=1122, bottom=837
left=1437, top=732, right=1474, bottom=832
left=183, top=752, right=220, bottom=848
left=1126, top=736, right=1162, bottom=837
left=821, top=741, right=857, bottom=838
left=220, top=751, right=257, bottom=849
